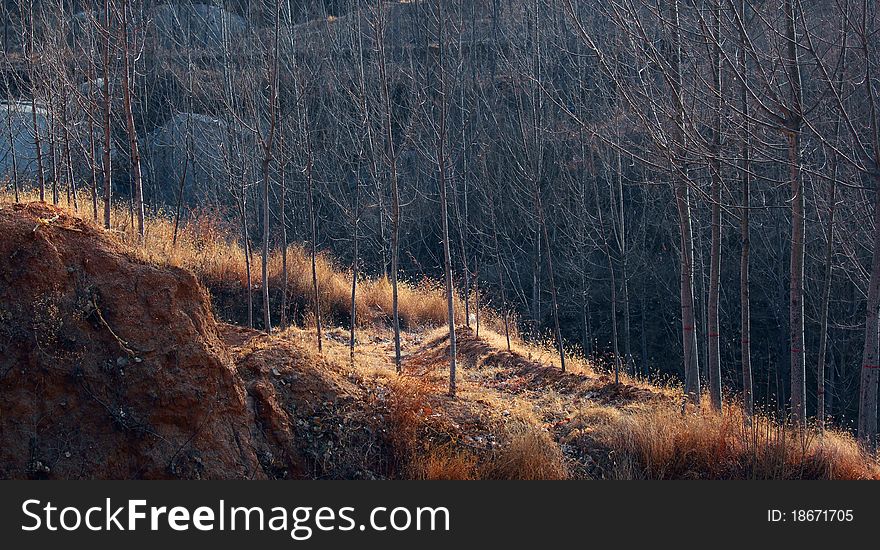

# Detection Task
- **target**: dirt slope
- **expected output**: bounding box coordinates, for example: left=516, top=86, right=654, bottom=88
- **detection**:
left=1, top=202, right=875, bottom=480
left=0, top=203, right=263, bottom=479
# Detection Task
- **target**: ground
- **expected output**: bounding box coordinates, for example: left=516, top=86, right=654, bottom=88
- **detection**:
left=1, top=200, right=878, bottom=480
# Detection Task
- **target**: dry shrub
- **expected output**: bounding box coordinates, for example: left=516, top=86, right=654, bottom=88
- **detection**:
left=384, top=375, right=434, bottom=473
left=485, top=423, right=568, bottom=480
left=384, top=375, right=475, bottom=479
left=592, top=402, right=880, bottom=480
left=410, top=447, right=479, bottom=480
left=360, top=276, right=456, bottom=329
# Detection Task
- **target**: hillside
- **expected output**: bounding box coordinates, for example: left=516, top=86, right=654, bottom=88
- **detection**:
left=1, top=200, right=878, bottom=479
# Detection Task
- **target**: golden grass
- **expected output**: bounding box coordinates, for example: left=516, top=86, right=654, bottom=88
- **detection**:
left=402, top=325, right=880, bottom=480
left=588, top=400, right=880, bottom=480
left=5, top=188, right=876, bottom=480
left=0, top=189, right=503, bottom=332
left=484, top=423, right=568, bottom=480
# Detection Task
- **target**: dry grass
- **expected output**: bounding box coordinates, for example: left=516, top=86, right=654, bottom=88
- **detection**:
left=587, top=401, right=880, bottom=480
left=484, top=423, right=568, bottom=480
left=4, top=188, right=877, bottom=480
left=0, top=190, right=502, bottom=332
left=405, top=326, right=880, bottom=480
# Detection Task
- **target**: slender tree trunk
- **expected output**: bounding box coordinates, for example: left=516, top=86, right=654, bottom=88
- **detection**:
left=260, top=155, right=271, bottom=333
left=817, top=177, right=837, bottom=428
left=828, top=356, right=836, bottom=421
left=241, top=195, right=254, bottom=329
left=259, top=0, right=281, bottom=335
left=609, top=247, right=621, bottom=383
left=491, top=201, right=511, bottom=352
left=532, top=226, right=541, bottom=336
left=816, top=14, right=849, bottom=427
left=613, top=148, right=632, bottom=373
left=705, top=0, right=723, bottom=411
left=279, top=133, right=289, bottom=330
left=171, top=114, right=191, bottom=247
left=451, top=174, right=471, bottom=327
left=350, top=174, right=360, bottom=362
left=858, top=0, right=880, bottom=451
left=785, top=0, right=806, bottom=424
left=593, top=173, right=620, bottom=383
left=435, top=5, right=457, bottom=397
left=474, top=257, right=480, bottom=339
left=539, top=195, right=565, bottom=371
left=5, top=102, right=19, bottom=202
left=31, top=94, right=45, bottom=201
left=737, top=0, right=753, bottom=419
left=621, top=260, right=632, bottom=373
left=60, top=90, right=76, bottom=212
left=306, top=136, right=323, bottom=352
left=119, top=0, right=143, bottom=238
left=88, top=97, right=98, bottom=221
left=47, top=85, right=58, bottom=205
left=640, top=292, right=648, bottom=376
left=375, top=1, right=402, bottom=372
left=666, top=0, right=700, bottom=407
left=101, top=0, right=112, bottom=229
left=859, top=181, right=880, bottom=451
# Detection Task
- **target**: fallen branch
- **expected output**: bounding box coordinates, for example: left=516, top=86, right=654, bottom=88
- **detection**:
left=91, top=293, right=138, bottom=357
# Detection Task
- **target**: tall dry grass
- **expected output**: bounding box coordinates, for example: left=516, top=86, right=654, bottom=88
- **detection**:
left=580, top=400, right=880, bottom=479
left=386, top=375, right=568, bottom=480
left=1, top=190, right=501, bottom=331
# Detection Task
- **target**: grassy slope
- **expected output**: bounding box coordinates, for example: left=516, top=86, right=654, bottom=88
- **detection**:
left=3, top=191, right=878, bottom=479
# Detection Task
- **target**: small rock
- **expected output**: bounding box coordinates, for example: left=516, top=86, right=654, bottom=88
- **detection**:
left=64, top=451, right=71, bottom=458
left=501, top=410, right=510, bottom=417
left=116, top=357, right=129, bottom=367
left=271, top=367, right=281, bottom=377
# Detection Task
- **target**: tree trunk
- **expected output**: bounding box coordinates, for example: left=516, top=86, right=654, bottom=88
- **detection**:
left=474, top=257, right=480, bottom=339
left=260, top=160, right=271, bottom=334
left=47, top=85, right=58, bottom=205
left=817, top=160, right=839, bottom=428
left=259, top=0, right=280, bottom=335
left=737, top=0, right=753, bottom=419
left=120, top=0, right=144, bottom=239
left=785, top=0, right=806, bottom=424
left=279, top=133, right=289, bottom=330
left=858, top=181, right=880, bottom=451
left=706, top=0, right=723, bottom=412
left=539, top=195, right=566, bottom=372
left=350, top=174, right=360, bottom=363
left=436, top=5, right=457, bottom=397
left=25, top=1, right=44, bottom=201
left=491, top=202, right=511, bottom=352
left=101, top=0, right=112, bottom=229
left=306, top=136, right=323, bottom=352
left=375, top=1, right=402, bottom=372
left=593, top=173, right=620, bottom=382
left=666, top=0, right=700, bottom=407
left=5, top=102, right=19, bottom=202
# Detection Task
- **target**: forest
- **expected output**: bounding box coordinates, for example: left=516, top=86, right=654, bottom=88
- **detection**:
left=2, top=0, right=880, bottom=456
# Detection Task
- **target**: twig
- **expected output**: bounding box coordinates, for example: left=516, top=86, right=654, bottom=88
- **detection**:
left=91, top=293, right=138, bottom=357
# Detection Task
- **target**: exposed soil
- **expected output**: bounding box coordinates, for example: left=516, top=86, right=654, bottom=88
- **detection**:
left=3, top=202, right=872, bottom=480
left=0, top=203, right=265, bottom=479
left=0, top=203, right=396, bottom=479
left=222, top=324, right=392, bottom=479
